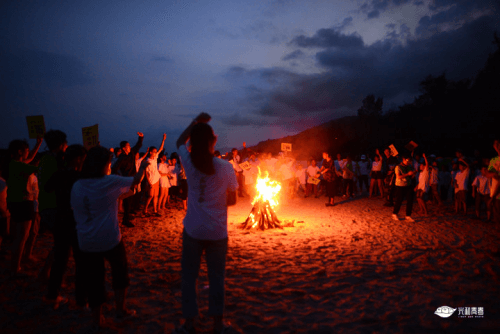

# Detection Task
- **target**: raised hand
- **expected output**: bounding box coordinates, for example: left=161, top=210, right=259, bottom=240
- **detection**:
left=137, top=132, right=144, bottom=137
left=163, top=133, right=167, bottom=141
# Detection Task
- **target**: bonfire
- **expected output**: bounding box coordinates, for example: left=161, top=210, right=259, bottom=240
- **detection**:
left=240, top=169, right=283, bottom=230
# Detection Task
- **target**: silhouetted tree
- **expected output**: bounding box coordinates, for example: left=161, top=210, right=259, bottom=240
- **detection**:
left=357, top=94, right=383, bottom=117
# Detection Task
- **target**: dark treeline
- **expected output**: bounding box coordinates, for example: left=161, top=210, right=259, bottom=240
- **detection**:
left=252, top=33, right=500, bottom=160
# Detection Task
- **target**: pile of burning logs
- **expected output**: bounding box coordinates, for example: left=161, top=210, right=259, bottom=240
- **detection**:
left=240, top=199, right=282, bottom=230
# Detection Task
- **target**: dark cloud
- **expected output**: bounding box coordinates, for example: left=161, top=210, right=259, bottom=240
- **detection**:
left=336, top=17, right=354, bottom=31
left=219, top=113, right=270, bottom=126
left=282, top=50, right=305, bottom=61
left=359, top=0, right=416, bottom=19
left=238, top=14, right=500, bottom=120
left=151, top=56, right=173, bottom=62
left=290, top=28, right=364, bottom=49
left=0, top=48, right=93, bottom=88
left=367, top=10, right=380, bottom=19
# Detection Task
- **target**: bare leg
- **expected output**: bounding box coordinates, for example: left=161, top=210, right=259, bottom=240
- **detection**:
left=378, top=180, right=385, bottom=198
left=153, top=195, right=159, bottom=213
left=144, top=196, right=152, bottom=214
left=11, top=220, right=31, bottom=273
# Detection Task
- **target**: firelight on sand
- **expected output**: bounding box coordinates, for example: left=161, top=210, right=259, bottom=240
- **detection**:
left=240, top=168, right=283, bottom=230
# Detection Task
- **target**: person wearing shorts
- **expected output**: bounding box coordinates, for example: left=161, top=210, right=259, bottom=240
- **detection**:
left=71, top=146, right=148, bottom=328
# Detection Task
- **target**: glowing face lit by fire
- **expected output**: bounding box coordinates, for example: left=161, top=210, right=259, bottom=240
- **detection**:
left=252, top=168, right=281, bottom=207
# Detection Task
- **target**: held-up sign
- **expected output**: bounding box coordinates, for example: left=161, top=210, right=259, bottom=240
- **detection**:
left=405, top=141, right=418, bottom=152
left=26, top=115, right=46, bottom=139
left=389, top=144, right=399, bottom=157
left=281, top=143, right=292, bottom=152
left=82, top=124, right=99, bottom=150
left=239, top=161, right=252, bottom=170
left=307, top=177, right=320, bottom=185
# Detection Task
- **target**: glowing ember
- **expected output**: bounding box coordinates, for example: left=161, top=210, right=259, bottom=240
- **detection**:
left=241, top=168, right=283, bottom=230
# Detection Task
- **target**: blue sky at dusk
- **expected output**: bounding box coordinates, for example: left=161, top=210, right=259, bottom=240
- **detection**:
left=1, top=0, right=499, bottom=154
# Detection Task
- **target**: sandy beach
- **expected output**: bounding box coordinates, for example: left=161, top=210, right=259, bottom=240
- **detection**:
left=1, top=194, right=499, bottom=333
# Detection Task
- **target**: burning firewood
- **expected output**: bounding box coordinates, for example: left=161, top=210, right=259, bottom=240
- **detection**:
left=241, top=199, right=282, bottom=230
left=240, top=168, right=283, bottom=230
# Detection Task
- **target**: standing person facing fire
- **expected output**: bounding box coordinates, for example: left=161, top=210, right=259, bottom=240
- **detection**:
left=174, top=113, right=238, bottom=334
left=392, top=154, right=417, bottom=222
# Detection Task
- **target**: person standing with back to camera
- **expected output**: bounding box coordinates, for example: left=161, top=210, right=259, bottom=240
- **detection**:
left=173, top=112, right=238, bottom=334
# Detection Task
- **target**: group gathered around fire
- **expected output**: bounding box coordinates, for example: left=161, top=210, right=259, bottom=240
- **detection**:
left=1, top=112, right=499, bottom=333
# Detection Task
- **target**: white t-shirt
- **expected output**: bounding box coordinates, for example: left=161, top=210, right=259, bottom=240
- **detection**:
left=71, top=175, right=134, bottom=252
left=279, top=161, right=294, bottom=181
left=454, top=169, right=470, bottom=193
left=168, top=165, right=178, bottom=186
left=145, top=155, right=160, bottom=185
left=158, top=162, right=171, bottom=188
left=178, top=145, right=238, bottom=240
left=307, top=165, right=320, bottom=183
left=472, top=175, right=490, bottom=195
left=231, top=154, right=243, bottom=172
left=372, top=161, right=382, bottom=171
left=417, top=168, right=430, bottom=192
left=243, top=159, right=259, bottom=186
left=295, top=169, right=306, bottom=185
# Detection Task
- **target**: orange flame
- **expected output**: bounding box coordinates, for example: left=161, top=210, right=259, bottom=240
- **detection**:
left=252, top=168, right=281, bottom=208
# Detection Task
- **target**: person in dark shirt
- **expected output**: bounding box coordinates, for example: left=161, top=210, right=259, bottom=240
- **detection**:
left=44, top=144, right=87, bottom=309
left=111, top=132, right=144, bottom=227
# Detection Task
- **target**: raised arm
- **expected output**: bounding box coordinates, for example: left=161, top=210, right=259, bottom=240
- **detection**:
left=176, top=113, right=211, bottom=149
left=158, top=133, right=166, bottom=155
left=422, top=153, right=428, bottom=170
left=131, top=132, right=144, bottom=155
left=25, top=137, right=43, bottom=164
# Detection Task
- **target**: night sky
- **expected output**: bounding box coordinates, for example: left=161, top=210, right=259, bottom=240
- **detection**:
left=1, top=0, right=499, bottom=154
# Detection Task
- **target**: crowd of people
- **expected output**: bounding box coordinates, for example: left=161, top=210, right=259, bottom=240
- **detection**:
left=220, top=142, right=500, bottom=224
left=0, top=113, right=499, bottom=332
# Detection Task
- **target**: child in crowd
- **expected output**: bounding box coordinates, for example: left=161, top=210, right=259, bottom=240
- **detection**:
left=158, top=153, right=171, bottom=210
left=295, top=164, right=307, bottom=195
left=438, top=164, right=451, bottom=202
left=453, top=158, right=470, bottom=215
left=357, top=155, right=370, bottom=194
left=472, top=165, right=491, bottom=220
left=414, top=153, right=430, bottom=215
left=342, top=155, right=355, bottom=198
left=369, top=150, right=384, bottom=198
left=306, top=159, right=320, bottom=198
left=144, top=134, right=166, bottom=216
left=430, top=161, right=443, bottom=206
left=7, top=137, right=43, bottom=276
left=450, top=162, right=459, bottom=201
left=168, top=155, right=179, bottom=202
